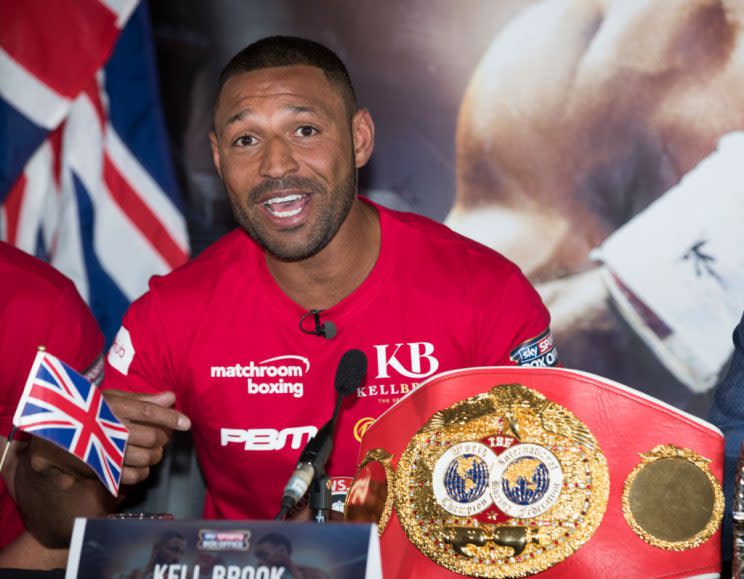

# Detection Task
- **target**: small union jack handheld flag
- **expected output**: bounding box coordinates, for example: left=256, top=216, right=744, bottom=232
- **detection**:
left=12, top=349, right=129, bottom=496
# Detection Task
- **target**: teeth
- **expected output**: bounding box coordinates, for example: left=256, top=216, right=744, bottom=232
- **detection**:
left=264, top=194, right=303, bottom=206
left=269, top=207, right=302, bottom=218
left=263, top=194, right=305, bottom=218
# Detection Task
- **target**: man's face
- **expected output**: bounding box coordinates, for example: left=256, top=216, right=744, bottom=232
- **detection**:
left=210, top=65, right=359, bottom=261
left=255, top=540, right=289, bottom=566
left=155, top=536, right=186, bottom=565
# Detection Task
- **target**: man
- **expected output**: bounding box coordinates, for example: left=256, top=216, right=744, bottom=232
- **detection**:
left=117, top=531, right=186, bottom=579
left=103, top=36, right=557, bottom=520
left=709, top=312, right=744, bottom=566
left=0, top=241, right=114, bottom=570
left=254, top=533, right=329, bottom=579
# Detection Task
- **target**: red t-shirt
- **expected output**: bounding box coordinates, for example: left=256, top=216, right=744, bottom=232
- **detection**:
left=104, top=201, right=557, bottom=520
left=0, top=242, right=103, bottom=549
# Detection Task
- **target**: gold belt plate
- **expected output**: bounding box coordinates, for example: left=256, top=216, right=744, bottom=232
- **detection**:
left=394, top=383, right=610, bottom=578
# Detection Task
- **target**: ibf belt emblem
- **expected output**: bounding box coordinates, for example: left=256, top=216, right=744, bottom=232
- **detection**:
left=394, top=384, right=609, bottom=578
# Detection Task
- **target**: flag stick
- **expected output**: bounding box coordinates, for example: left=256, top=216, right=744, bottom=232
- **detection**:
left=0, top=347, right=48, bottom=473
left=0, top=425, right=18, bottom=473
left=0, top=345, right=46, bottom=472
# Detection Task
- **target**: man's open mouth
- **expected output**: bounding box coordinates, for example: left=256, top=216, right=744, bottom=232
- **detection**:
left=263, top=193, right=310, bottom=218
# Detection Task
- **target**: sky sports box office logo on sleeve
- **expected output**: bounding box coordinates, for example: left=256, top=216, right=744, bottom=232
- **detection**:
left=210, top=356, right=309, bottom=398
left=509, top=330, right=559, bottom=367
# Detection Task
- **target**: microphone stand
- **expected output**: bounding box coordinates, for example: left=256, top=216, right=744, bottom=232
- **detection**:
left=274, top=349, right=368, bottom=522
left=309, top=414, right=337, bottom=523
left=310, top=468, right=331, bottom=523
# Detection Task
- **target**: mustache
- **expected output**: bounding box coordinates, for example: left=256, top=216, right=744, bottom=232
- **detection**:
left=249, top=176, right=325, bottom=204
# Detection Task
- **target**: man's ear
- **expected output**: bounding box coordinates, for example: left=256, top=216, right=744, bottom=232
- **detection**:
left=209, top=131, right=223, bottom=178
left=351, top=108, right=375, bottom=169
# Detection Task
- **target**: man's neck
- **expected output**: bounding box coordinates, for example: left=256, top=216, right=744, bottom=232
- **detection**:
left=265, top=199, right=381, bottom=310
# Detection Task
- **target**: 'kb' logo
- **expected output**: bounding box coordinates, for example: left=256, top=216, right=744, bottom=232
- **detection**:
left=374, top=342, right=439, bottom=379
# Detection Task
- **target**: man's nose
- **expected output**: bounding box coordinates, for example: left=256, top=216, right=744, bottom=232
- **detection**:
left=259, top=137, right=299, bottom=179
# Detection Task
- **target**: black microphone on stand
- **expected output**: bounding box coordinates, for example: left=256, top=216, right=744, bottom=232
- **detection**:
left=275, top=349, right=367, bottom=520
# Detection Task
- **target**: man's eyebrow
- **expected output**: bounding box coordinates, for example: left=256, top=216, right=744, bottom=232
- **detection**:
left=224, top=104, right=321, bottom=127
left=286, top=104, right=317, bottom=114
left=225, top=108, right=252, bottom=127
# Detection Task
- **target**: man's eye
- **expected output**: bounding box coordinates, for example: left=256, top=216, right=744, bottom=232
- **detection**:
left=295, top=126, right=318, bottom=137
left=234, top=135, right=257, bottom=146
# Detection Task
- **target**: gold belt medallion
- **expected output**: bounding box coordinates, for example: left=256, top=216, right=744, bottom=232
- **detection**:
left=394, top=384, right=610, bottom=578
left=622, top=445, right=724, bottom=550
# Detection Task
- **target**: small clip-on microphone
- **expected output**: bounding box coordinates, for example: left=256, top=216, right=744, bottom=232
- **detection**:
left=299, top=309, right=337, bottom=339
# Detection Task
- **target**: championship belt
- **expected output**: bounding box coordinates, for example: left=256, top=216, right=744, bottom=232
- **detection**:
left=345, top=367, right=723, bottom=578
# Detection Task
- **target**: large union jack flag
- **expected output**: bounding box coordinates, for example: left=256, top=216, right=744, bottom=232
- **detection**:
left=13, top=350, right=129, bottom=496
left=0, top=0, right=190, bottom=344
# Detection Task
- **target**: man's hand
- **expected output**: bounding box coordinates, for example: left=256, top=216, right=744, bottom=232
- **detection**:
left=103, top=390, right=191, bottom=485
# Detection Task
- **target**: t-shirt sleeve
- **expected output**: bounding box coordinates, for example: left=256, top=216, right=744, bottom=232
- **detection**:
left=474, top=266, right=559, bottom=367
left=103, top=287, right=178, bottom=397
left=48, top=282, right=105, bottom=381
left=0, top=280, right=104, bottom=435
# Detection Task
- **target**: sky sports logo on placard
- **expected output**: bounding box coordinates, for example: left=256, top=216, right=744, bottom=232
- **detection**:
left=198, top=530, right=251, bottom=551
left=509, top=329, right=559, bottom=367
left=210, top=355, right=309, bottom=398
